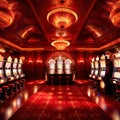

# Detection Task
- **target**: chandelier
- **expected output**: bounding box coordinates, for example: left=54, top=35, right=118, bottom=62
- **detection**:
left=51, top=37, right=70, bottom=50
left=47, top=7, right=78, bottom=29
left=110, top=1, right=120, bottom=27
left=0, top=0, right=14, bottom=28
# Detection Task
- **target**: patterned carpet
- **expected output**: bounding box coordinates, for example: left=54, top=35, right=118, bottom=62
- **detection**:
left=9, top=85, right=112, bottom=120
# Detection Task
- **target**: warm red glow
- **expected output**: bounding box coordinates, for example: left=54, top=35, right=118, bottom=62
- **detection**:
left=78, top=59, right=84, bottom=63
left=36, top=59, right=42, bottom=63
left=28, top=58, right=33, bottom=63
left=47, top=7, right=78, bottom=28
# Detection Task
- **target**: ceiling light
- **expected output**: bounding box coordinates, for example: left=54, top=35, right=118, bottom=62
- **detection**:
left=110, top=1, right=120, bottom=27
left=47, top=7, right=78, bottom=29
left=0, top=0, right=14, bottom=28
left=51, top=38, right=70, bottom=50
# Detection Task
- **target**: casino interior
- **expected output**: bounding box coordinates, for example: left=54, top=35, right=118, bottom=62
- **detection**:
left=0, top=0, right=120, bottom=120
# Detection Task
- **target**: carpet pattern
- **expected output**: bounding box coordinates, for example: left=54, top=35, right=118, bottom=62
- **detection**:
left=9, top=85, right=112, bottom=120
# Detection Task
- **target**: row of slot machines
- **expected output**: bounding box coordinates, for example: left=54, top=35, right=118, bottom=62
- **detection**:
left=89, top=52, right=120, bottom=94
left=0, top=55, right=25, bottom=85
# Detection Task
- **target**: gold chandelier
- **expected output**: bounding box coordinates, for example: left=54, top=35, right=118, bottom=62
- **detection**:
left=47, top=7, right=78, bottom=29
left=110, top=1, right=120, bottom=27
left=51, top=37, right=70, bottom=50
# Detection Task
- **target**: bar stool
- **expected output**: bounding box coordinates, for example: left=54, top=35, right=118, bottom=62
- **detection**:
left=0, top=88, right=4, bottom=100
left=14, top=81, right=20, bottom=91
left=58, top=75, right=62, bottom=86
left=89, top=79, right=94, bottom=87
left=8, top=83, right=15, bottom=94
left=50, top=76, right=54, bottom=85
left=115, top=81, right=120, bottom=101
left=2, top=85, right=9, bottom=98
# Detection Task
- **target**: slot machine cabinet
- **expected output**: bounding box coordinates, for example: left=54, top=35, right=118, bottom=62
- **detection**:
left=12, top=58, right=19, bottom=79
left=89, top=57, right=95, bottom=79
left=5, top=56, right=14, bottom=82
left=64, top=59, right=73, bottom=85
left=0, top=55, right=7, bottom=85
left=92, top=56, right=100, bottom=80
left=97, top=54, right=113, bottom=94
left=18, top=59, right=25, bottom=78
left=47, top=59, right=56, bottom=85
left=111, top=52, right=120, bottom=99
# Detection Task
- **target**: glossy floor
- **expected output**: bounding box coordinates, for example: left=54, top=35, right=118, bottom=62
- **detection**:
left=0, top=80, right=120, bottom=120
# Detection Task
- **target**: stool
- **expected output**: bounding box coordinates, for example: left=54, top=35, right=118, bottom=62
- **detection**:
left=49, top=76, right=54, bottom=85
left=8, top=83, right=15, bottom=94
left=115, top=81, right=120, bottom=101
left=58, top=76, right=62, bottom=86
left=65, top=76, right=70, bottom=85
left=14, top=82, right=20, bottom=91
left=0, top=88, right=4, bottom=100
left=2, top=85, right=9, bottom=98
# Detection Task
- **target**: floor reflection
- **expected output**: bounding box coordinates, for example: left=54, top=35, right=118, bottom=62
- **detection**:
left=87, top=86, right=120, bottom=120
left=0, top=85, right=40, bottom=120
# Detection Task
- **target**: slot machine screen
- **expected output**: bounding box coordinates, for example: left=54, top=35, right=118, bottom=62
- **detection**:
left=91, top=70, right=94, bottom=74
left=113, top=59, right=118, bottom=67
left=18, top=69, right=22, bottom=74
left=6, top=69, right=11, bottom=77
left=13, top=63, right=17, bottom=68
left=13, top=69, right=17, bottom=75
left=100, top=71, right=105, bottom=77
left=95, top=61, right=99, bottom=69
left=0, top=61, right=4, bottom=68
left=113, top=72, right=120, bottom=79
left=5, top=62, right=11, bottom=68
left=117, top=58, right=120, bottom=67
left=18, top=63, right=22, bottom=68
left=94, top=70, right=98, bottom=76
left=100, top=60, right=106, bottom=68
left=0, top=69, right=3, bottom=77
left=91, top=62, right=94, bottom=68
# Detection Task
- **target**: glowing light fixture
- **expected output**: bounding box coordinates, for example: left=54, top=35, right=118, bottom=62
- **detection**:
left=47, top=7, right=78, bottom=29
left=0, top=0, right=14, bottom=28
left=51, top=38, right=70, bottom=50
left=110, top=1, right=120, bottom=27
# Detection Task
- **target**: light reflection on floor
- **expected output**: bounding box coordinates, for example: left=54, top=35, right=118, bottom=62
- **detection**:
left=0, top=81, right=120, bottom=120
left=0, top=85, right=40, bottom=120
left=87, top=86, right=120, bottom=120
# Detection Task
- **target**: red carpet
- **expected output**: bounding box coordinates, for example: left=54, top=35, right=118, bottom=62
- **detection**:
left=9, top=85, right=112, bottom=120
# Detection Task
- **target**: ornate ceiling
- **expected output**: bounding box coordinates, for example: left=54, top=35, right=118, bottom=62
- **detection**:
left=0, top=0, right=120, bottom=52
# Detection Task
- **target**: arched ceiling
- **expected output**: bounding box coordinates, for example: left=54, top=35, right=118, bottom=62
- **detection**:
left=0, top=0, right=120, bottom=52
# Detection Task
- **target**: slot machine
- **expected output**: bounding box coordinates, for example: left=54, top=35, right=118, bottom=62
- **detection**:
left=56, top=56, right=64, bottom=74
left=89, top=57, right=95, bottom=78
left=17, top=58, right=25, bottom=78
left=111, top=52, right=120, bottom=97
left=5, top=56, right=14, bottom=81
left=12, top=58, right=19, bottom=79
left=48, top=59, right=56, bottom=74
left=92, top=56, right=100, bottom=80
left=64, top=59, right=73, bottom=84
left=47, top=59, right=56, bottom=84
left=0, top=55, right=7, bottom=85
left=97, top=54, right=113, bottom=93
left=64, top=59, right=72, bottom=74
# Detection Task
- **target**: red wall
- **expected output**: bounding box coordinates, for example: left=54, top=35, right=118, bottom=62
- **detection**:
left=22, top=51, right=102, bottom=81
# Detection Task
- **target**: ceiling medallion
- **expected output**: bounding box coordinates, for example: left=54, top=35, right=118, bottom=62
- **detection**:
left=51, top=37, right=70, bottom=50
left=47, top=7, right=78, bottom=29
left=110, top=1, right=120, bottom=27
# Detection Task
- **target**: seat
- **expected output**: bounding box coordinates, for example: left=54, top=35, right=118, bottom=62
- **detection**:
left=115, top=81, right=120, bottom=101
